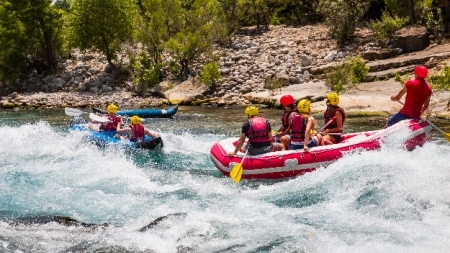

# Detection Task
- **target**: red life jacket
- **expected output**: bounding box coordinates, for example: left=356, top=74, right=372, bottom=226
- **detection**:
left=324, top=106, right=345, bottom=131
left=129, top=124, right=145, bottom=142
left=290, top=114, right=307, bottom=143
left=100, top=115, right=122, bottom=131
left=281, top=109, right=297, bottom=131
left=247, top=117, right=271, bottom=143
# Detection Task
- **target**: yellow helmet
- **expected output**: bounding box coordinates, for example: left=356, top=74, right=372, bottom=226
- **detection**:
left=245, top=106, right=258, bottom=117
left=297, top=99, right=311, bottom=113
left=326, top=93, right=339, bottom=106
left=130, top=116, right=142, bottom=125
left=107, top=104, right=118, bottom=114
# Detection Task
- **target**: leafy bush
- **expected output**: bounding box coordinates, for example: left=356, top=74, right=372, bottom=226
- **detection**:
left=349, top=56, right=370, bottom=84
left=429, top=65, right=450, bottom=91
left=264, top=76, right=284, bottom=96
left=130, top=52, right=162, bottom=95
left=369, top=12, right=408, bottom=45
left=316, top=0, right=371, bottom=45
left=324, top=56, right=369, bottom=93
left=425, top=7, right=445, bottom=43
left=394, top=72, right=409, bottom=86
left=199, top=62, right=222, bottom=88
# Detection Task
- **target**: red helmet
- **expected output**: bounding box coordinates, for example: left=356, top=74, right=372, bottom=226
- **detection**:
left=414, top=65, right=428, bottom=78
left=280, top=95, right=294, bottom=106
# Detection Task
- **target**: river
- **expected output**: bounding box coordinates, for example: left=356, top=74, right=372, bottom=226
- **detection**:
left=0, top=106, right=449, bottom=252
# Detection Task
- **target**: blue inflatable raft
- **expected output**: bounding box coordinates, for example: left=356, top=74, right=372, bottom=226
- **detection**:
left=92, top=104, right=178, bottom=118
left=69, top=117, right=163, bottom=150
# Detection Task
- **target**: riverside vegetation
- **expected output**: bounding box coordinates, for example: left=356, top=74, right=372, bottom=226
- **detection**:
left=1, top=0, right=450, bottom=110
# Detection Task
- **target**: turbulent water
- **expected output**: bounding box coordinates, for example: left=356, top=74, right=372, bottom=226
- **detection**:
left=0, top=107, right=449, bottom=253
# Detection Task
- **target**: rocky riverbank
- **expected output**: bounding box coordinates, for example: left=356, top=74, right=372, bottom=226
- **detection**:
left=1, top=25, right=449, bottom=118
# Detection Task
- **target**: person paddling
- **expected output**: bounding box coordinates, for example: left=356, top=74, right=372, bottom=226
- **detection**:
left=229, top=106, right=283, bottom=156
left=289, top=99, right=321, bottom=151
left=318, top=93, right=345, bottom=145
left=387, top=65, right=432, bottom=126
left=89, top=103, right=123, bottom=131
left=116, top=116, right=160, bottom=141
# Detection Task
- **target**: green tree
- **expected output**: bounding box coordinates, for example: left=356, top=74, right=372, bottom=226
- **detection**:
left=384, top=0, right=432, bottom=24
left=269, top=0, right=321, bottom=25
left=237, top=0, right=271, bottom=28
left=316, top=0, right=371, bottom=45
left=0, top=0, right=64, bottom=81
left=136, top=0, right=183, bottom=68
left=68, top=0, right=135, bottom=68
left=217, top=0, right=241, bottom=36
left=199, top=61, right=222, bottom=88
left=165, top=0, right=227, bottom=80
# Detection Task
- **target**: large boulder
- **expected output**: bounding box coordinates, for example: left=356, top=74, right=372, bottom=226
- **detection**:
left=163, top=77, right=209, bottom=105
left=392, top=25, right=429, bottom=53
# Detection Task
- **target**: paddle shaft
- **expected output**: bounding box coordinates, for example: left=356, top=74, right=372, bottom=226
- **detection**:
left=318, top=116, right=336, bottom=133
left=397, top=100, right=450, bottom=138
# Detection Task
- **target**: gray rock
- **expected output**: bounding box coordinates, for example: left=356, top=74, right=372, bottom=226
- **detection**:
left=101, top=85, right=113, bottom=92
left=10, top=92, right=19, bottom=99
left=90, top=87, right=99, bottom=93
left=43, top=75, right=55, bottom=84
left=337, top=52, right=347, bottom=58
left=301, top=55, right=312, bottom=67
left=324, top=51, right=337, bottom=62
left=224, top=61, right=234, bottom=66
left=30, top=76, right=42, bottom=84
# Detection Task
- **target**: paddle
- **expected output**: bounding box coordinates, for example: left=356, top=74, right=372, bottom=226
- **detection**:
left=65, top=108, right=86, bottom=117
left=318, top=116, right=336, bottom=133
left=229, top=150, right=249, bottom=183
left=89, top=113, right=110, bottom=123
left=397, top=101, right=450, bottom=142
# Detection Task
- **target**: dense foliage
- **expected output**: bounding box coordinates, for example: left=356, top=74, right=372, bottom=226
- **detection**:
left=68, top=0, right=135, bottom=68
left=429, top=64, right=450, bottom=91
left=0, top=0, right=64, bottom=80
left=0, top=0, right=449, bottom=92
left=324, top=56, right=370, bottom=93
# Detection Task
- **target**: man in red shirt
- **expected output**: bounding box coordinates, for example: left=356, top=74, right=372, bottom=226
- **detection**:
left=387, top=65, right=432, bottom=126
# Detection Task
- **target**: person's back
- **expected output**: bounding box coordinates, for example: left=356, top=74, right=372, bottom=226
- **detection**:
left=116, top=115, right=160, bottom=141
left=246, top=116, right=272, bottom=149
left=129, top=123, right=145, bottom=141
left=228, top=106, right=283, bottom=157
left=388, top=65, right=432, bottom=127
left=400, top=78, right=432, bottom=119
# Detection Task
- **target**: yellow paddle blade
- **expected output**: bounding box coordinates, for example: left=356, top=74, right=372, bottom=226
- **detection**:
left=230, top=163, right=243, bottom=183
left=444, top=132, right=450, bottom=142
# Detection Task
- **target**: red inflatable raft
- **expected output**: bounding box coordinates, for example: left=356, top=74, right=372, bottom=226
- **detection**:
left=210, top=119, right=432, bottom=180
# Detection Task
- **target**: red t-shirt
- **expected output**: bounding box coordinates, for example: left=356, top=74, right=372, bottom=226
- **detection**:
left=400, top=78, right=432, bottom=119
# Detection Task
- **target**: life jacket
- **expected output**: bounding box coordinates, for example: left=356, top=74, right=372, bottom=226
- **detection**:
left=281, top=109, right=298, bottom=131
left=100, top=115, right=122, bottom=131
left=129, top=124, right=145, bottom=142
left=290, top=114, right=308, bottom=143
left=247, top=117, right=271, bottom=143
left=324, top=106, right=345, bottom=131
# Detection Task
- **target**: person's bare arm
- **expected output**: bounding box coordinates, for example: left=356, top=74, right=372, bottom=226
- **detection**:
left=116, top=124, right=130, bottom=135
left=303, top=118, right=314, bottom=152
left=421, top=95, right=431, bottom=114
left=144, top=128, right=159, bottom=138
left=229, top=133, right=246, bottom=156
left=391, top=85, right=407, bottom=101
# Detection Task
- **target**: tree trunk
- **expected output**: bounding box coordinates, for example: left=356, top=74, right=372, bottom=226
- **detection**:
left=409, top=0, right=417, bottom=24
